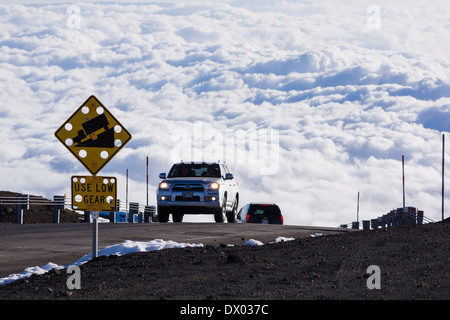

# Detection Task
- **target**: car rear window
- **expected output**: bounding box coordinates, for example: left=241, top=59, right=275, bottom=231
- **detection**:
left=248, top=205, right=281, bottom=217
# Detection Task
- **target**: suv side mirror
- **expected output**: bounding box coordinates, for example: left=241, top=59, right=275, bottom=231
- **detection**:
left=225, top=173, right=234, bottom=180
left=159, top=173, right=166, bottom=179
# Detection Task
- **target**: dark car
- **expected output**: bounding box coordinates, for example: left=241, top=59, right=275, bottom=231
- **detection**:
left=238, top=203, right=283, bottom=224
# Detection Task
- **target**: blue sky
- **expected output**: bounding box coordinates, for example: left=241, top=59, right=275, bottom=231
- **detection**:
left=1, top=1, right=449, bottom=226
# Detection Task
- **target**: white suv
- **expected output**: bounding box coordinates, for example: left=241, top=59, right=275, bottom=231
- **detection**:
left=157, top=162, right=239, bottom=223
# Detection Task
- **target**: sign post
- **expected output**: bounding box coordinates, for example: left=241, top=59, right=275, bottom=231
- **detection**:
left=91, top=211, right=99, bottom=259
left=55, top=95, right=132, bottom=260
left=402, top=155, right=405, bottom=209
left=443, top=134, right=445, bottom=221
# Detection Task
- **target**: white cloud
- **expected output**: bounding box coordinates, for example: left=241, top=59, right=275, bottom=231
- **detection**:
left=0, top=1, right=449, bottom=226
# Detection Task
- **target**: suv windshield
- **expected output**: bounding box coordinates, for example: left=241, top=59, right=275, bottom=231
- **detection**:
left=168, top=163, right=221, bottom=178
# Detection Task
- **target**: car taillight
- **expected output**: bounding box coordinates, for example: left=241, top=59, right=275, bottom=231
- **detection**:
left=246, top=214, right=249, bottom=223
left=281, top=215, right=284, bottom=225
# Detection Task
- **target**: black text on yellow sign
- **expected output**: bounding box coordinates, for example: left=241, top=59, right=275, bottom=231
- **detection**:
left=71, top=176, right=117, bottom=212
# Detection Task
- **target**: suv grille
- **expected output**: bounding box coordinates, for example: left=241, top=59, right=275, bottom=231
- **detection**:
left=172, top=184, right=204, bottom=192
left=175, top=196, right=201, bottom=201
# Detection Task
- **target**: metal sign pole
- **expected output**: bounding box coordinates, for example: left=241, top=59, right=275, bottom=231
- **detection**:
left=357, top=191, right=360, bottom=222
left=402, top=155, right=405, bottom=209
left=146, top=156, right=149, bottom=207
left=92, top=211, right=98, bottom=259
left=126, top=169, right=129, bottom=215
left=442, top=134, right=445, bottom=221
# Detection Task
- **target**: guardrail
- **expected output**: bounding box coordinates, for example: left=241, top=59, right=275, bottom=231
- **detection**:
left=340, top=206, right=434, bottom=230
left=0, top=195, right=66, bottom=207
left=0, top=194, right=156, bottom=224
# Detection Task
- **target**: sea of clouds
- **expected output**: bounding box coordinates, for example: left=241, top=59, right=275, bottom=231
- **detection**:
left=0, top=0, right=449, bottom=226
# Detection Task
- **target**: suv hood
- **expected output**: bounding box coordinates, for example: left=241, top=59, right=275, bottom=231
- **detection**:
left=164, top=177, right=221, bottom=184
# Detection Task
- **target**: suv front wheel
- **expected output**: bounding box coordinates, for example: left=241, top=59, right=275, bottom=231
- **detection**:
left=173, top=212, right=183, bottom=223
left=214, top=198, right=227, bottom=223
left=157, top=207, right=170, bottom=223
left=226, top=198, right=238, bottom=223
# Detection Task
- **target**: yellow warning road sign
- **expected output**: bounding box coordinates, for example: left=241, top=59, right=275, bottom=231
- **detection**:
left=71, top=175, right=117, bottom=212
left=55, top=95, right=132, bottom=176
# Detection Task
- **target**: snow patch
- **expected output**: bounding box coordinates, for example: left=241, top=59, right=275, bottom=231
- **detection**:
left=273, top=236, right=295, bottom=243
left=0, top=239, right=203, bottom=286
left=0, top=236, right=292, bottom=286
left=0, top=262, right=64, bottom=286
left=310, top=233, right=324, bottom=238
left=244, top=239, right=264, bottom=246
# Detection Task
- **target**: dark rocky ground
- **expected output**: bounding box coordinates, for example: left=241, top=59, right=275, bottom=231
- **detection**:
left=0, top=219, right=449, bottom=303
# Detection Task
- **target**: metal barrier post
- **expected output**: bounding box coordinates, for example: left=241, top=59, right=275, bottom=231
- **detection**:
left=362, top=220, right=370, bottom=230
left=16, top=194, right=26, bottom=224
left=109, top=211, right=115, bottom=223
left=409, top=207, right=417, bottom=225
left=371, top=219, right=378, bottom=229
left=395, top=208, right=402, bottom=226
left=381, top=215, right=387, bottom=228
left=53, top=195, right=65, bottom=223
left=418, top=210, right=424, bottom=225
left=129, top=202, right=139, bottom=223
left=144, top=205, right=156, bottom=223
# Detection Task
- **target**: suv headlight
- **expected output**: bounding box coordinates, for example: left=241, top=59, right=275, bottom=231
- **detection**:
left=209, top=182, right=220, bottom=190
left=159, top=182, right=171, bottom=189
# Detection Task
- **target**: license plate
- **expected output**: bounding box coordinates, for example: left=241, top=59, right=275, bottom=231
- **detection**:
left=262, top=218, right=269, bottom=224
left=182, top=192, right=193, bottom=199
